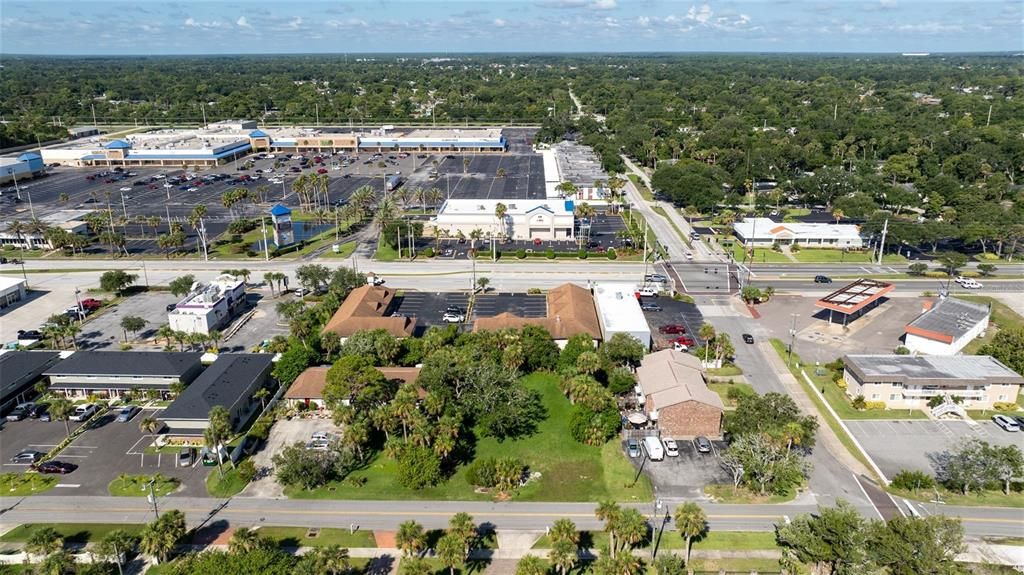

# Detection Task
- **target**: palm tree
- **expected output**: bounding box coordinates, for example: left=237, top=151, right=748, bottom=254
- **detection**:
left=36, top=550, right=74, bottom=575
left=555, top=181, right=578, bottom=199
left=832, top=207, right=844, bottom=224
left=574, top=202, right=596, bottom=248
left=139, top=417, right=162, bottom=434
left=549, top=518, right=578, bottom=550
left=5, top=221, right=26, bottom=252
left=263, top=272, right=277, bottom=297
left=548, top=538, right=577, bottom=575
left=204, top=405, right=233, bottom=477
left=698, top=322, right=716, bottom=365
left=494, top=202, right=508, bottom=241
left=426, top=188, right=443, bottom=210
left=228, top=527, right=264, bottom=553
left=673, top=502, right=707, bottom=566
left=254, top=387, right=270, bottom=412
left=398, top=557, right=432, bottom=575
left=614, top=509, right=647, bottom=557
left=396, top=520, right=426, bottom=557
left=469, top=228, right=483, bottom=250
left=595, top=501, right=621, bottom=557
left=515, top=555, right=548, bottom=575
left=26, top=526, right=64, bottom=557
left=48, top=398, right=74, bottom=438
left=319, top=545, right=351, bottom=575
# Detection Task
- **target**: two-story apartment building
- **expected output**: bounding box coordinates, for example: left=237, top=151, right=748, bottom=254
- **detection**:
left=842, top=354, right=1023, bottom=410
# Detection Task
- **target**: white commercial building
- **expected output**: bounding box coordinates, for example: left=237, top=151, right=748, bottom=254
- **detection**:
left=904, top=297, right=990, bottom=356
left=168, top=274, right=246, bottom=335
left=593, top=283, right=651, bottom=348
left=733, top=218, right=863, bottom=249
left=0, top=210, right=91, bottom=249
left=430, top=198, right=576, bottom=241
left=541, top=141, right=609, bottom=202
left=0, top=276, right=27, bottom=309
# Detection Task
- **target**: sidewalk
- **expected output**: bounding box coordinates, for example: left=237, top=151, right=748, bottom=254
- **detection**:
left=758, top=342, right=872, bottom=477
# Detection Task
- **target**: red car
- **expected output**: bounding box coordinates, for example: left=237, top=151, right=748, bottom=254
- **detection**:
left=658, top=324, right=686, bottom=334
left=317, top=168, right=328, bottom=174
left=80, top=298, right=104, bottom=311
left=32, top=460, right=78, bottom=474
left=671, top=336, right=696, bottom=347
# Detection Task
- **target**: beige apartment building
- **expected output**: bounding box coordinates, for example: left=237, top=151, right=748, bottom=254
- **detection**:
left=842, top=354, right=1023, bottom=410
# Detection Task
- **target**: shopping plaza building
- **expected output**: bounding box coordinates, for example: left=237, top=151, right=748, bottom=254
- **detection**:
left=39, top=122, right=508, bottom=168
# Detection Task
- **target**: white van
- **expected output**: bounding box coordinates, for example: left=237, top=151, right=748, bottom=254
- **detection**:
left=642, top=436, right=665, bottom=461
left=637, top=286, right=658, bottom=297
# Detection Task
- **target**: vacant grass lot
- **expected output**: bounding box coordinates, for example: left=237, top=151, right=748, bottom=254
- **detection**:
left=108, top=474, right=180, bottom=497
left=704, top=483, right=797, bottom=504
left=961, top=295, right=1024, bottom=354
left=0, top=523, right=145, bottom=543
left=889, top=486, right=1024, bottom=509
left=254, top=526, right=377, bottom=548
left=0, top=473, right=57, bottom=496
left=730, top=243, right=791, bottom=263
left=793, top=249, right=906, bottom=264
left=532, top=530, right=777, bottom=552
left=287, top=373, right=652, bottom=502
left=205, top=466, right=249, bottom=497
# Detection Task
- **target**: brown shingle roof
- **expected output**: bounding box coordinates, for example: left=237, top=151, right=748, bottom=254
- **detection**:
left=321, top=285, right=416, bottom=338
left=472, top=283, right=601, bottom=340
left=285, top=365, right=422, bottom=400
left=636, top=349, right=723, bottom=411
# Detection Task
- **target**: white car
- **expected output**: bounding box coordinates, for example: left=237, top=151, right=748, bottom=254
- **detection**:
left=960, top=279, right=983, bottom=289
left=442, top=312, right=465, bottom=323
left=663, top=437, right=679, bottom=457
left=685, top=252, right=693, bottom=260
left=119, top=186, right=131, bottom=192
left=163, top=183, right=173, bottom=188
left=267, top=154, right=276, bottom=159
left=264, top=168, right=274, bottom=173
left=69, top=403, right=99, bottom=422
left=153, top=174, right=166, bottom=179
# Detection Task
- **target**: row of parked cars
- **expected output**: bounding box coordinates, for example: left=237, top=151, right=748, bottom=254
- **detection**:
left=627, top=435, right=712, bottom=460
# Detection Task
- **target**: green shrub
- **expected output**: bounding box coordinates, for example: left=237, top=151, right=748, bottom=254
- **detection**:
left=924, top=271, right=949, bottom=278
left=907, top=263, right=928, bottom=276
left=606, top=249, right=617, bottom=260
left=979, top=252, right=1000, bottom=260
left=396, top=445, right=442, bottom=489
left=993, top=402, right=1018, bottom=411
left=420, top=247, right=434, bottom=258
left=790, top=243, right=801, bottom=253
left=516, top=248, right=526, bottom=259
left=237, top=459, right=257, bottom=483
left=865, top=401, right=887, bottom=410
left=527, top=288, right=542, bottom=295
left=891, top=469, right=935, bottom=492
left=834, top=377, right=847, bottom=391
left=894, top=346, right=910, bottom=355
left=852, top=395, right=867, bottom=410
left=546, top=248, right=555, bottom=259
left=578, top=249, right=588, bottom=259
left=726, top=385, right=755, bottom=405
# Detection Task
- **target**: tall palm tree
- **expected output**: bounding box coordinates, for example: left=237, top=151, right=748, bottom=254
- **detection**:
left=426, top=187, right=443, bottom=210
left=574, top=202, right=596, bottom=248
left=139, top=417, right=162, bottom=434
left=494, top=202, right=508, bottom=241
left=698, top=322, right=717, bottom=365
left=320, top=544, right=351, bottom=575
left=595, top=501, right=621, bottom=557
left=515, top=555, right=547, bottom=575
left=263, top=272, right=277, bottom=297
left=228, top=527, right=264, bottom=553
left=48, top=398, right=74, bottom=438
left=469, top=228, right=483, bottom=250
left=673, top=502, right=707, bottom=566
left=204, top=405, right=233, bottom=477
left=395, top=520, right=426, bottom=557
left=63, top=323, right=81, bottom=350
left=5, top=221, right=27, bottom=251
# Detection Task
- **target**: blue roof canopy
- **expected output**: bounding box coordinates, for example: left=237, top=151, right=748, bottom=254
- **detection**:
left=17, top=152, right=41, bottom=161
left=249, top=129, right=269, bottom=138
left=564, top=200, right=575, bottom=212
left=105, top=140, right=131, bottom=150
left=269, top=204, right=292, bottom=217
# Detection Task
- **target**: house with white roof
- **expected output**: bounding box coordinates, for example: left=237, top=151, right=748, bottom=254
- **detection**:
left=429, top=198, right=575, bottom=241
left=904, top=297, right=990, bottom=356
left=733, top=218, right=863, bottom=249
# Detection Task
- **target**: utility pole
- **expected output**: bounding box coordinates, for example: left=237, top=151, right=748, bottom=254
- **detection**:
left=788, top=313, right=799, bottom=367
left=986, top=104, right=993, bottom=127
left=145, top=479, right=159, bottom=521
left=262, top=217, right=270, bottom=261
left=91, top=103, right=98, bottom=128
left=201, top=103, right=208, bottom=128
left=876, top=218, right=889, bottom=265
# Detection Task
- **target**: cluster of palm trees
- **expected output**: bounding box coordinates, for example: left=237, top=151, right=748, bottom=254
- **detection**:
left=291, top=173, right=332, bottom=212
left=41, top=314, right=82, bottom=350
left=4, top=219, right=93, bottom=254
left=155, top=324, right=223, bottom=352
left=263, top=271, right=289, bottom=296
left=395, top=513, right=479, bottom=575
left=391, top=186, right=444, bottom=212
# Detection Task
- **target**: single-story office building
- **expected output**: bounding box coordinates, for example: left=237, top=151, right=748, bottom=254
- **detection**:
left=43, top=351, right=203, bottom=398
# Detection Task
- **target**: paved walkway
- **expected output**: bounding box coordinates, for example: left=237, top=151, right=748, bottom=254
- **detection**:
left=758, top=341, right=872, bottom=478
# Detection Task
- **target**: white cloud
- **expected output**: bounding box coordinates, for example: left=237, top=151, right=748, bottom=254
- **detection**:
left=880, top=0, right=897, bottom=6
left=687, top=4, right=713, bottom=24
left=287, top=16, right=303, bottom=30
left=325, top=18, right=368, bottom=29
left=894, top=21, right=963, bottom=33
left=636, top=15, right=651, bottom=27
left=236, top=16, right=251, bottom=29
left=184, top=17, right=223, bottom=30
left=493, top=18, right=507, bottom=27
left=590, top=0, right=617, bottom=10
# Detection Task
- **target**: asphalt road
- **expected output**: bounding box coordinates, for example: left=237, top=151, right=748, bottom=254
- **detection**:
left=751, top=278, right=1024, bottom=293
left=1, top=495, right=1020, bottom=537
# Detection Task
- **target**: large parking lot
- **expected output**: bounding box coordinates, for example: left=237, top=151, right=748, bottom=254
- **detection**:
left=639, top=297, right=707, bottom=350
left=472, top=293, right=547, bottom=320
left=76, top=290, right=180, bottom=350
left=846, top=419, right=1024, bottom=480
left=625, top=436, right=731, bottom=498
left=1, top=406, right=207, bottom=496
left=391, top=291, right=471, bottom=334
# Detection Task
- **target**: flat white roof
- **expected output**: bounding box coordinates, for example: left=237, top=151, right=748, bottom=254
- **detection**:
left=593, top=283, right=650, bottom=333
left=0, top=275, right=27, bottom=292
left=437, top=198, right=572, bottom=216
left=734, top=218, right=861, bottom=241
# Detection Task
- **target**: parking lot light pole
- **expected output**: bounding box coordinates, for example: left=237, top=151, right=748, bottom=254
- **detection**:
left=788, top=313, right=799, bottom=367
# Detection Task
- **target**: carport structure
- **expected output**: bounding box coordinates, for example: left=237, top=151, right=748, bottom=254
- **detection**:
left=815, top=278, right=894, bottom=326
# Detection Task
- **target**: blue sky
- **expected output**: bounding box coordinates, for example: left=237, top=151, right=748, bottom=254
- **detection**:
left=1, top=0, right=1021, bottom=54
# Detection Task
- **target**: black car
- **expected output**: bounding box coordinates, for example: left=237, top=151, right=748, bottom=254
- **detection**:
left=640, top=303, right=662, bottom=312
left=32, top=460, right=77, bottom=474
left=28, top=404, right=48, bottom=419
left=742, top=333, right=755, bottom=344
left=6, top=403, right=34, bottom=421
left=166, top=303, right=177, bottom=312
left=445, top=305, right=464, bottom=315
left=17, top=329, right=43, bottom=340
left=814, top=275, right=832, bottom=284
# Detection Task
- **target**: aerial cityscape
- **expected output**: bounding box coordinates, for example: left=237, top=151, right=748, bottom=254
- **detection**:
left=0, top=1, right=1022, bottom=574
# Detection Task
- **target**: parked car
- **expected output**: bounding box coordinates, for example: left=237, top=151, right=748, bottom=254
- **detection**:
left=960, top=278, right=983, bottom=289
left=10, top=450, right=44, bottom=464
left=639, top=303, right=662, bottom=312
left=742, top=333, right=755, bottom=344
left=28, top=404, right=49, bottom=419
left=179, top=447, right=196, bottom=466
left=636, top=286, right=658, bottom=297
left=671, top=336, right=696, bottom=347
left=442, top=312, right=466, bottom=323
left=166, top=303, right=177, bottom=312
left=119, top=187, right=132, bottom=192
left=80, top=298, right=103, bottom=311
left=17, top=329, right=43, bottom=340
left=6, top=402, right=35, bottom=421
left=663, top=437, right=679, bottom=457
left=814, top=275, right=832, bottom=284
left=32, top=460, right=77, bottom=474
left=317, top=168, right=328, bottom=174
left=116, top=406, right=141, bottom=422
left=69, top=403, right=99, bottom=422
left=695, top=436, right=713, bottom=453
left=992, top=414, right=1020, bottom=432
left=626, top=438, right=641, bottom=458
left=445, top=305, right=464, bottom=315
left=659, top=324, right=686, bottom=334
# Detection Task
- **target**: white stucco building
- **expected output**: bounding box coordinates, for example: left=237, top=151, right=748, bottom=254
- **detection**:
left=168, top=274, right=246, bottom=335
left=0, top=276, right=27, bottom=310
left=904, top=297, right=990, bottom=356
left=430, top=199, right=576, bottom=241
left=593, top=283, right=651, bottom=349
left=733, top=218, right=863, bottom=249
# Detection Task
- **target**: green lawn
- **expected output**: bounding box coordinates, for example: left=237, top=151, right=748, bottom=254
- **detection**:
left=0, top=523, right=145, bottom=543
left=534, top=529, right=777, bottom=552
left=374, top=243, right=400, bottom=261
left=108, top=474, right=180, bottom=497
left=0, top=473, right=57, bottom=496
left=791, top=249, right=905, bottom=264
left=205, top=466, right=250, bottom=497
left=889, top=486, right=1024, bottom=508
left=287, top=373, right=652, bottom=502
left=320, top=241, right=358, bottom=259
left=730, top=244, right=791, bottom=263
left=627, top=174, right=654, bottom=201
left=704, top=483, right=797, bottom=504
left=707, top=381, right=755, bottom=408
left=767, top=339, right=878, bottom=479
left=706, top=365, right=743, bottom=377
left=254, top=526, right=377, bottom=548
left=961, top=295, right=1024, bottom=355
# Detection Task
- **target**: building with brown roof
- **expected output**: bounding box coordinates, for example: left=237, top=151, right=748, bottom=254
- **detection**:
left=285, top=365, right=422, bottom=409
left=321, top=285, right=416, bottom=340
left=636, top=349, right=723, bottom=439
left=473, top=283, right=601, bottom=346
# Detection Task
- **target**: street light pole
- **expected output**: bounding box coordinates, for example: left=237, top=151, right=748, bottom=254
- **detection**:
left=788, top=313, right=799, bottom=367
left=145, top=478, right=159, bottom=521
left=651, top=498, right=663, bottom=560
